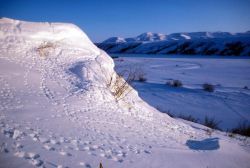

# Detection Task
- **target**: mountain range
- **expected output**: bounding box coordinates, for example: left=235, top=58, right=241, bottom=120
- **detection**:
left=96, top=31, right=250, bottom=56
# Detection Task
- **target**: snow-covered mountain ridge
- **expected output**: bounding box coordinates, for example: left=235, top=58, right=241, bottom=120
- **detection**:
left=0, top=18, right=249, bottom=168
left=97, top=31, right=250, bottom=56
left=103, top=31, right=250, bottom=43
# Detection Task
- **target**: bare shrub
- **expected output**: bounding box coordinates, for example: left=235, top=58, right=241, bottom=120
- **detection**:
left=231, top=121, right=250, bottom=137
left=205, top=128, right=214, bottom=136
left=227, top=132, right=236, bottom=138
left=204, top=116, right=221, bottom=130
left=138, top=74, right=147, bottom=82
left=107, top=66, right=146, bottom=100
left=178, top=114, right=199, bottom=123
left=166, top=80, right=182, bottom=87
left=133, top=67, right=147, bottom=82
left=156, top=107, right=174, bottom=117
left=203, top=83, right=215, bottom=92
left=36, top=41, right=56, bottom=57
left=111, top=55, right=119, bottom=59
left=107, top=71, right=134, bottom=100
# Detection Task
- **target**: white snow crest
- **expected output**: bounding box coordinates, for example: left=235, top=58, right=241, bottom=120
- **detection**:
left=0, top=17, right=100, bottom=55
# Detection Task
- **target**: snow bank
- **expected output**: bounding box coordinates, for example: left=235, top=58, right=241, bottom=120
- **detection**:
left=0, top=18, right=249, bottom=168
left=0, top=18, right=162, bottom=120
left=0, top=17, right=99, bottom=54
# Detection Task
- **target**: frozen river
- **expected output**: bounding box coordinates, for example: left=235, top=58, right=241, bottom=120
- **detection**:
left=114, top=54, right=250, bottom=130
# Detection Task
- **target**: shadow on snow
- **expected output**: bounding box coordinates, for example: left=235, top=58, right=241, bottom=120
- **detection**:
left=186, top=137, right=220, bottom=150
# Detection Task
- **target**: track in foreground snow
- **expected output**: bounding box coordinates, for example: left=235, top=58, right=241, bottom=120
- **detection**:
left=0, top=18, right=249, bottom=168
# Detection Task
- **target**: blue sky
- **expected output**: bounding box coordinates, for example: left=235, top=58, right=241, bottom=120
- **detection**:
left=0, top=0, right=250, bottom=42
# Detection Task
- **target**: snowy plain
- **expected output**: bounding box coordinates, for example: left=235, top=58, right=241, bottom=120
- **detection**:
left=0, top=18, right=250, bottom=168
left=114, top=54, right=250, bottom=130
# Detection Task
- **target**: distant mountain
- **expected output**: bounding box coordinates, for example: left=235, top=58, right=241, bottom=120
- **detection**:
left=135, top=32, right=167, bottom=41
left=96, top=31, right=250, bottom=56
left=102, top=37, right=126, bottom=43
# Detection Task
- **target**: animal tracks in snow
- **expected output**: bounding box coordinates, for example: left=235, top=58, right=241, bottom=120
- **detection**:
left=0, top=115, right=148, bottom=168
left=0, top=22, right=215, bottom=168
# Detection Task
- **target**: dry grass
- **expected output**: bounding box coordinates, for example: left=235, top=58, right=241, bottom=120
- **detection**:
left=36, top=41, right=56, bottom=57
left=107, top=72, right=134, bottom=100
left=135, top=68, right=147, bottom=82
left=204, top=116, right=221, bottom=130
left=166, top=80, right=183, bottom=87
left=178, top=114, right=199, bottom=123
left=138, top=74, right=147, bottom=82
left=203, top=83, right=215, bottom=92
left=231, top=121, right=250, bottom=137
left=107, top=67, right=147, bottom=100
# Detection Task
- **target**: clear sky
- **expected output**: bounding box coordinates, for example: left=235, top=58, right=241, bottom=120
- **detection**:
left=0, top=0, right=250, bottom=42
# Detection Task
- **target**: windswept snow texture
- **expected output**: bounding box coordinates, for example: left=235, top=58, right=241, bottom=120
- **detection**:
left=0, top=18, right=250, bottom=168
left=97, top=32, right=250, bottom=56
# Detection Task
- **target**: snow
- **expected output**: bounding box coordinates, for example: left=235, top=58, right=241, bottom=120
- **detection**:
left=0, top=17, right=99, bottom=54
left=114, top=55, right=250, bottom=130
left=103, top=32, right=168, bottom=43
left=102, top=37, right=126, bottom=43
left=0, top=18, right=250, bottom=168
left=135, top=32, right=167, bottom=42
left=180, top=34, right=191, bottom=40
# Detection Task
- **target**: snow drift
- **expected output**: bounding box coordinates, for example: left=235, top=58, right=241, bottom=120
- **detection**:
left=0, top=18, right=249, bottom=168
left=0, top=17, right=160, bottom=120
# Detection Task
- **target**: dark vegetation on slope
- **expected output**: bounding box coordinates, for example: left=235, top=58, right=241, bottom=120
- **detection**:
left=203, top=83, right=215, bottom=92
left=232, top=122, right=250, bottom=137
left=96, top=39, right=250, bottom=56
left=160, top=110, right=250, bottom=137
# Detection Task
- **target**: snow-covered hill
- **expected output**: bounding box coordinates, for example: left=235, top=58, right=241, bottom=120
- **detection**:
left=0, top=18, right=249, bottom=168
left=97, top=31, right=250, bottom=56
